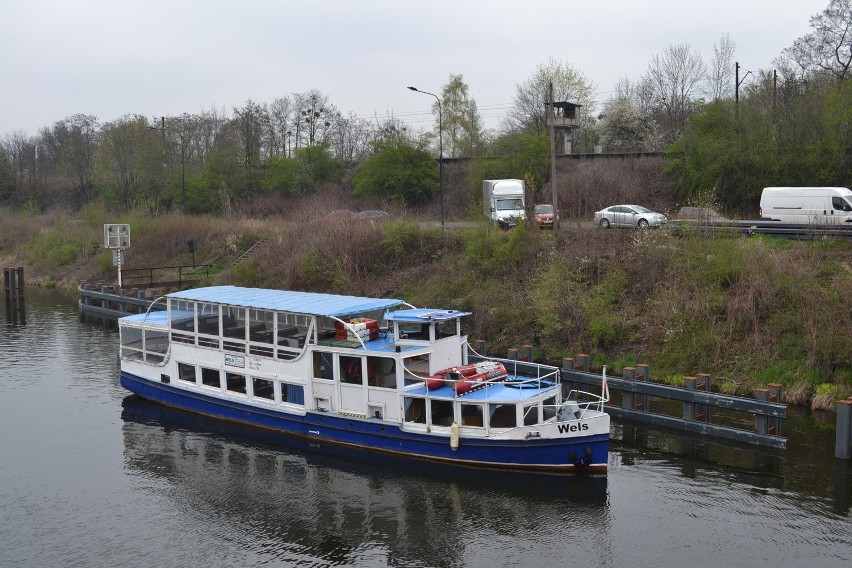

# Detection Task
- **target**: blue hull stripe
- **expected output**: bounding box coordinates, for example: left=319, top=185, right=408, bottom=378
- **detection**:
left=120, top=372, right=608, bottom=472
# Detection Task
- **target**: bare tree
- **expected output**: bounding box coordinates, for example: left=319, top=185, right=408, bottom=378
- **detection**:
left=97, top=115, right=161, bottom=210
left=292, top=90, right=338, bottom=148
left=268, top=96, right=292, bottom=157
left=2, top=132, right=42, bottom=207
left=640, top=44, right=707, bottom=145
left=706, top=33, right=736, bottom=100
left=612, top=76, right=659, bottom=116
left=44, top=114, right=99, bottom=205
left=233, top=100, right=270, bottom=191
left=502, top=57, right=596, bottom=136
left=0, top=145, right=14, bottom=204
left=439, top=74, right=484, bottom=158
left=328, top=112, right=373, bottom=165
left=778, top=0, right=852, bottom=83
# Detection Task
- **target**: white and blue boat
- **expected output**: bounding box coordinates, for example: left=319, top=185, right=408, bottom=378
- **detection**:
left=118, top=286, right=610, bottom=472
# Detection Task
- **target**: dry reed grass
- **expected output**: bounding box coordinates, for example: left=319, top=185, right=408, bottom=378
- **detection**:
left=784, top=382, right=811, bottom=406
left=811, top=392, right=836, bottom=411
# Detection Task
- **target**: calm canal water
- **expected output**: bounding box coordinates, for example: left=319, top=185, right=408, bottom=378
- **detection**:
left=1, top=289, right=850, bottom=567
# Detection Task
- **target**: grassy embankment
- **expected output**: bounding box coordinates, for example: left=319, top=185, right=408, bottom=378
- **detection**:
left=1, top=204, right=850, bottom=409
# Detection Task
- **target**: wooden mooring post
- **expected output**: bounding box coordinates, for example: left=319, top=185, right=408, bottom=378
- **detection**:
left=473, top=339, right=487, bottom=357
left=755, top=384, right=783, bottom=437
left=837, top=399, right=852, bottom=460
left=3, top=266, right=25, bottom=323
left=562, top=357, right=575, bottom=396
left=622, top=365, right=651, bottom=413
left=684, top=375, right=712, bottom=423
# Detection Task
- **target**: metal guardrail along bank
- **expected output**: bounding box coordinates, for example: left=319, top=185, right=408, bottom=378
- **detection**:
left=470, top=342, right=788, bottom=449
left=79, top=284, right=167, bottom=320
left=120, top=264, right=210, bottom=289
left=668, top=219, right=852, bottom=241
left=79, top=263, right=209, bottom=320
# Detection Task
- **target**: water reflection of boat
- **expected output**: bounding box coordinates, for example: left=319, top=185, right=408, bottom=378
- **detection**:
left=121, top=395, right=609, bottom=566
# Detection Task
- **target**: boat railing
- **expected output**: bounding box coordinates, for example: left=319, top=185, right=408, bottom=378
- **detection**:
left=565, top=390, right=608, bottom=414
left=400, top=361, right=561, bottom=402
left=466, top=346, right=561, bottom=382
left=471, top=358, right=560, bottom=400
left=566, top=365, right=610, bottom=414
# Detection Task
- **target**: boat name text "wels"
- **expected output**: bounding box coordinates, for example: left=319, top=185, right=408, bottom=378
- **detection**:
left=558, top=423, right=590, bottom=434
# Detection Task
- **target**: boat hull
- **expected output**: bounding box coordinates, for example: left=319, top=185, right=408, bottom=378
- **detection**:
left=121, top=371, right=608, bottom=472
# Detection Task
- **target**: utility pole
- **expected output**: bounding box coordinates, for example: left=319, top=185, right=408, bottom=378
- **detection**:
left=773, top=69, right=777, bottom=112
left=735, top=62, right=751, bottom=112
left=735, top=62, right=739, bottom=107
left=548, top=82, right=559, bottom=231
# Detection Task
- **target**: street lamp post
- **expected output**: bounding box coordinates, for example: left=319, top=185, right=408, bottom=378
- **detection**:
left=407, top=86, right=443, bottom=231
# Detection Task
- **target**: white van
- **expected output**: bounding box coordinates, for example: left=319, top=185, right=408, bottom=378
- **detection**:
left=759, top=187, right=852, bottom=224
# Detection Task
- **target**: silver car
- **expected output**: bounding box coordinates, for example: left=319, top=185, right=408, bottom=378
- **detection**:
left=594, top=205, right=667, bottom=229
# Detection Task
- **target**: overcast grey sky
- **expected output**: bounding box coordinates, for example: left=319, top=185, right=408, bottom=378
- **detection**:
left=0, top=0, right=831, bottom=136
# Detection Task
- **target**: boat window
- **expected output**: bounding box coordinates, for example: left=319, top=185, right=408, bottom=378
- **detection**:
left=489, top=403, right=517, bottom=428
left=542, top=396, right=557, bottom=421
left=201, top=367, right=221, bottom=389
left=247, top=309, right=274, bottom=344
left=398, top=321, right=428, bottom=340
left=223, top=340, right=245, bottom=355
left=275, top=347, right=299, bottom=362
left=177, top=363, right=196, bottom=383
left=223, top=306, right=247, bottom=339
left=523, top=404, right=539, bottom=426
left=434, top=319, right=457, bottom=339
left=403, top=397, right=426, bottom=424
left=120, top=325, right=144, bottom=361
left=169, top=299, right=195, bottom=333
left=225, top=372, right=246, bottom=394
left=169, top=298, right=192, bottom=313
left=249, top=343, right=274, bottom=358
left=313, top=351, right=334, bottom=380
left=316, top=317, right=338, bottom=342
left=197, top=303, right=219, bottom=335
left=248, top=308, right=275, bottom=357
left=252, top=377, right=274, bottom=400
left=367, top=356, right=396, bottom=388
left=277, top=312, right=312, bottom=347
left=144, top=329, right=169, bottom=363
left=430, top=399, right=454, bottom=427
left=402, top=354, right=430, bottom=386
left=340, top=355, right=363, bottom=385
left=460, top=403, right=483, bottom=427
left=280, top=382, right=305, bottom=405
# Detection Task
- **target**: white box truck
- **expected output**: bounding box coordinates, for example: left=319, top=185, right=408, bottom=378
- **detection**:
left=483, top=179, right=526, bottom=229
left=759, top=187, right=852, bottom=224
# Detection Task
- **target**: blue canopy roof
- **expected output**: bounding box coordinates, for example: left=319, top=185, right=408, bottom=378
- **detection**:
left=384, top=308, right=470, bottom=322
left=121, top=310, right=170, bottom=327
left=166, top=286, right=405, bottom=318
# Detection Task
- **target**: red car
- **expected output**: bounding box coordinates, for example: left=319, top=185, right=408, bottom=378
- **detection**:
left=534, top=204, right=556, bottom=229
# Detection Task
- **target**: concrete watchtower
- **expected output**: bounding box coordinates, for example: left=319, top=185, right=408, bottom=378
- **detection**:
left=547, top=101, right=582, bottom=154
